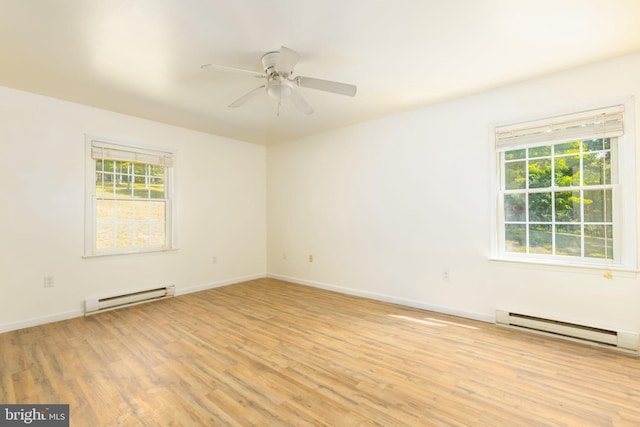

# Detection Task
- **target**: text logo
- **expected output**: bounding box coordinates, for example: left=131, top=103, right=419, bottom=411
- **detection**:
left=0, top=405, right=68, bottom=426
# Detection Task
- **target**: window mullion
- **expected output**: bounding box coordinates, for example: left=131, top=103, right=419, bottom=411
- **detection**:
left=551, top=144, right=556, bottom=256
left=525, top=152, right=530, bottom=254
left=580, top=189, right=585, bottom=258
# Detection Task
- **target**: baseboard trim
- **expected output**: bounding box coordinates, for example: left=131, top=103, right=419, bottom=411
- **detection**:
left=1, top=273, right=490, bottom=333
left=174, top=273, right=267, bottom=296
left=0, top=273, right=268, bottom=334
left=267, top=273, right=494, bottom=324
left=0, top=309, right=85, bottom=334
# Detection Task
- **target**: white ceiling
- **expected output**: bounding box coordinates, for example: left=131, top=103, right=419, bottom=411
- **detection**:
left=1, top=0, right=639, bottom=145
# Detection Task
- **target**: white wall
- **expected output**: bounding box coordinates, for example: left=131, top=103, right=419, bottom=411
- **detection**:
left=267, top=53, right=640, bottom=332
left=3, top=52, right=639, bottom=336
left=0, top=86, right=266, bottom=332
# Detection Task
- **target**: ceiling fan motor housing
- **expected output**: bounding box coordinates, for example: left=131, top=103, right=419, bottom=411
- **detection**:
left=261, top=51, right=281, bottom=77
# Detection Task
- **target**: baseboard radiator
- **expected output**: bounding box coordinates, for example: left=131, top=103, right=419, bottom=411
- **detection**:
left=496, top=310, right=639, bottom=354
left=85, top=285, right=175, bottom=316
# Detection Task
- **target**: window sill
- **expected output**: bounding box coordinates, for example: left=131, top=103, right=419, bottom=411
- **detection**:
left=489, top=256, right=638, bottom=278
left=83, top=247, right=178, bottom=259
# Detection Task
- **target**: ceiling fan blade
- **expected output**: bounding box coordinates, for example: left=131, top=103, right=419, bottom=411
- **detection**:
left=229, top=85, right=265, bottom=108
left=289, top=89, right=314, bottom=115
left=295, top=76, right=357, bottom=97
left=201, top=63, right=265, bottom=79
left=276, top=46, right=300, bottom=75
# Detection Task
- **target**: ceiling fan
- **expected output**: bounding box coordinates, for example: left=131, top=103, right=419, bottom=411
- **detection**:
left=201, top=46, right=357, bottom=115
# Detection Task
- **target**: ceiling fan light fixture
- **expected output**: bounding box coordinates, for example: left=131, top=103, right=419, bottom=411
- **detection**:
left=267, top=79, right=294, bottom=100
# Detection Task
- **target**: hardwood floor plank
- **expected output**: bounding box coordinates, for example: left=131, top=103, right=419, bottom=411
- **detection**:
left=2, top=278, right=640, bottom=426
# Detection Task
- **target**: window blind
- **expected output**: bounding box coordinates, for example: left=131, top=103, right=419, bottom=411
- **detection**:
left=91, top=141, right=174, bottom=167
left=495, top=105, right=624, bottom=151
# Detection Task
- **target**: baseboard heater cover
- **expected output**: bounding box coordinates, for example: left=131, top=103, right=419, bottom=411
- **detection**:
left=85, top=284, right=175, bottom=316
left=496, top=309, right=639, bottom=354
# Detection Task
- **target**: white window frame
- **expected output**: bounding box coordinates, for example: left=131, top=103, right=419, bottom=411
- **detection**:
left=84, top=136, right=175, bottom=257
left=491, top=99, right=637, bottom=271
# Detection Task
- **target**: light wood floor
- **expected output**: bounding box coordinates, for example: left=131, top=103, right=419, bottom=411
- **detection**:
left=1, top=278, right=640, bottom=426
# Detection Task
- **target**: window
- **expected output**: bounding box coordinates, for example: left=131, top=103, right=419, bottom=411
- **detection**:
left=494, top=103, right=636, bottom=268
left=85, top=138, right=174, bottom=256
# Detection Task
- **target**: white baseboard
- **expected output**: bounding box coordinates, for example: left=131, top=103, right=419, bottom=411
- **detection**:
left=174, top=273, right=267, bottom=296
left=267, top=273, right=494, bottom=324
left=0, top=273, right=268, bottom=334
left=0, top=309, right=85, bottom=334
left=1, top=273, right=491, bottom=334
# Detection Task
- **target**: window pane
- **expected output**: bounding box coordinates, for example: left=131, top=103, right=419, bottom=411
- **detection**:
left=133, top=163, right=146, bottom=176
left=505, top=224, right=526, bottom=253
left=584, top=225, right=613, bottom=259
left=528, top=146, right=551, bottom=158
left=555, top=191, right=581, bottom=223
left=505, top=161, right=526, bottom=190
left=150, top=164, right=165, bottom=178
left=114, top=178, right=131, bottom=198
left=96, top=199, right=115, bottom=222
left=134, top=201, right=150, bottom=221
left=116, top=200, right=134, bottom=221
left=583, top=151, right=611, bottom=186
left=118, top=161, right=131, bottom=173
left=528, top=158, right=551, bottom=188
left=556, top=225, right=581, bottom=256
left=150, top=223, right=166, bottom=246
left=96, top=224, right=115, bottom=249
left=133, top=180, right=149, bottom=198
left=135, top=224, right=150, bottom=246
left=96, top=172, right=115, bottom=197
left=150, top=201, right=165, bottom=222
left=529, top=192, right=551, bottom=222
left=103, top=159, right=115, bottom=172
left=149, top=178, right=165, bottom=199
left=116, top=224, right=133, bottom=247
left=583, top=138, right=610, bottom=152
left=554, top=155, right=580, bottom=187
left=529, top=224, right=552, bottom=254
left=505, top=194, right=526, bottom=222
left=505, top=149, right=525, bottom=161
left=95, top=172, right=105, bottom=196
left=584, top=189, right=612, bottom=223
left=555, top=141, right=581, bottom=155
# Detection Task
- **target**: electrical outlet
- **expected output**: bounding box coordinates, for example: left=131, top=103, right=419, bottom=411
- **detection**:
left=442, top=270, right=450, bottom=281
left=211, top=256, right=218, bottom=264
left=308, top=254, right=314, bottom=263
left=44, top=276, right=54, bottom=288
left=283, top=253, right=287, bottom=260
